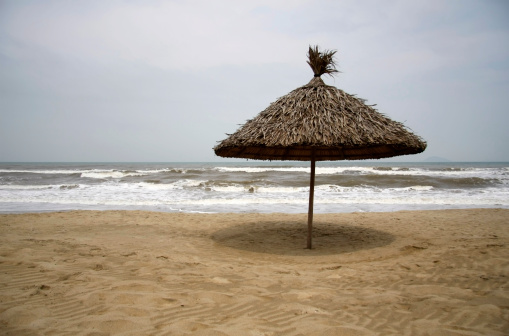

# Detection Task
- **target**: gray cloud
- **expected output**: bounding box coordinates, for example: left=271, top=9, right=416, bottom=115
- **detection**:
left=1, top=0, right=508, bottom=162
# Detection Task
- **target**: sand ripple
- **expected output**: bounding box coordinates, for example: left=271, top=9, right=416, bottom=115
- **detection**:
left=1, top=210, right=508, bottom=335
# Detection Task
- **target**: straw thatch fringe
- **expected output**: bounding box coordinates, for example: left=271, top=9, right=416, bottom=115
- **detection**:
left=214, top=76, right=426, bottom=161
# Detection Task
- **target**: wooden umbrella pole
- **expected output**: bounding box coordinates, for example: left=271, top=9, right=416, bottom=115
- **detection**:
left=307, top=156, right=316, bottom=249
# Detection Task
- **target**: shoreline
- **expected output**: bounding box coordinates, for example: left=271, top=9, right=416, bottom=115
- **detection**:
left=1, top=209, right=508, bottom=335
left=2, top=204, right=509, bottom=215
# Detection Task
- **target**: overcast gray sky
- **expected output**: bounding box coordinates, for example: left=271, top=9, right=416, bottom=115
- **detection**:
left=1, top=0, right=508, bottom=162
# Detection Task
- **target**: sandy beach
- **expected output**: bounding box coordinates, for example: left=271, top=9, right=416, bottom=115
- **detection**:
left=0, top=209, right=508, bottom=335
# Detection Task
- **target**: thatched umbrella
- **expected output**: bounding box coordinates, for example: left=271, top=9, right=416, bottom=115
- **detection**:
left=214, top=46, right=426, bottom=249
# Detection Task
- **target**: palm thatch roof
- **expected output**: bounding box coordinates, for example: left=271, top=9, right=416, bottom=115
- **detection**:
left=214, top=46, right=426, bottom=161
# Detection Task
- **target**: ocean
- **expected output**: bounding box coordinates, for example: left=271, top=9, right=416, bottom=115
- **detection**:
left=0, top=162, right=508, bottom=214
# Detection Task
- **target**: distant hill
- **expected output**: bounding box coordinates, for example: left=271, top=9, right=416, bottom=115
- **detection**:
left=423, top=156, right=450, bottom=162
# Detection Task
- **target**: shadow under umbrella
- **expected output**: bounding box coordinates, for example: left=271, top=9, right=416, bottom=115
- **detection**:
left=211, top=220, right=395, bottom=256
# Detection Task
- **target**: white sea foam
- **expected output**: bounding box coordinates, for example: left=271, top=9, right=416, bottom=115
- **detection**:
left=0, top=184, right=83, bottom=190
left=0, top=185, right=53, bottom=190
left=216, top=167, right=310, bottom=173
left=0, top=168, right=174, bottom=179
left=0, top=169, right=144, bottom=179
left=81, top=170, right=153, bottom=179
left=135, top=180, right=207, bottom=190
left=256, top=186, right=306, bottom=193
left=215, top=165, right=509, bottom=180
left=208, top=185, right=247, bottom=193
left=400, top=185, right=434, bottom=191
left=81, top=171, right=124, bottom=179
left=0, top=169, right=86, bottom=174
left=1, top=162, right=508, bottom=213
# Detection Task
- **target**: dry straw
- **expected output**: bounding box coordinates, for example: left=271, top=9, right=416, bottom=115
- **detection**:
left=214, top=46, right=426, bottom=161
